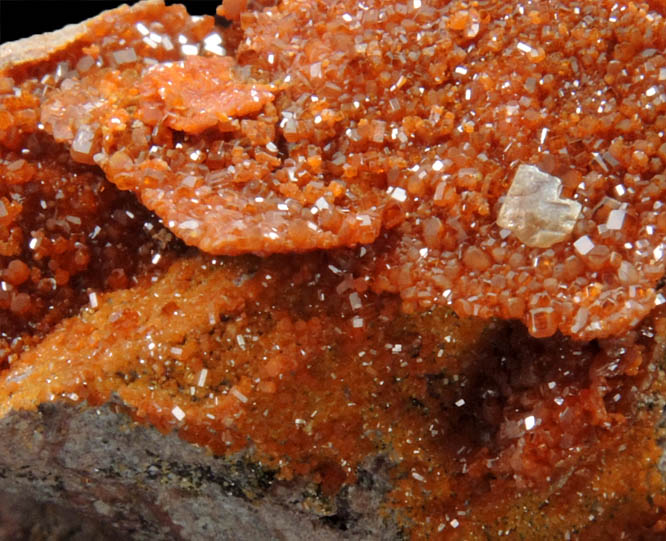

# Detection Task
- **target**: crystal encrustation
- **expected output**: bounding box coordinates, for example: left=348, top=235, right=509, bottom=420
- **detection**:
left=6, top=0, right=664, bottom=343
left=2, top=1, right=666, bottom=539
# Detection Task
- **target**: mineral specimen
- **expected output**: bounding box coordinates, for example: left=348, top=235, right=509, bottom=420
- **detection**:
left=2, top=0, right=666, bottom=540
left=1, top=251, right=666, bottom=539
left=27, top=0, right=666, bottom=339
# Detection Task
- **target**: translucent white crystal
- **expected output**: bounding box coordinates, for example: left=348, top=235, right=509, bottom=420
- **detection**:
left=76, top=55, right=95, bottom=73
left=517, top=42, right=533, bottom=53
left=197, top=368, right=208, bottom=387
left=179, top=219, right=201, bottom=230
left=171, top=406, right=186, bottom=421
left=181, top=44, right=199, bottom=56
left=574, top=235, right=594, bottom=255
left=72, top=125, right=95, bottom=155
left=349, top=292, right=362, bottom=310
left=136, top=23, right=150, bottom=36
left=570, top=307, right=589, bottom=333
left=606, top=209, right=625, bottom=230
left=230, top=388, right=248, bottom=403
left=497, top=164, right=582, bottom=248
left=618, top=261, right=638, bottom=284
left=524, top=415, right=536, bottom=430
left=389, top=186, right=407, bottom=202
left=112, top=47, right=138, bottom=65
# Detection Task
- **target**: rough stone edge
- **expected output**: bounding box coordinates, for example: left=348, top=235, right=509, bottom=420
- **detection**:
left=0, top=400, right=401, bottom=540
left=0, top=0, right=161, bottom=72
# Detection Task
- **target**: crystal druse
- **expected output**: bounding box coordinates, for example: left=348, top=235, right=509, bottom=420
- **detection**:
left=1, top=0, right=666, bottom=538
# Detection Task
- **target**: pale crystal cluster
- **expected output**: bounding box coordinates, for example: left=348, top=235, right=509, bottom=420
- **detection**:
left=497, top=165, right=582, bottom=248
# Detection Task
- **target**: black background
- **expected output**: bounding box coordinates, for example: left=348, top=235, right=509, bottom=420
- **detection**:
left=0, top=1, right=223, bottom=44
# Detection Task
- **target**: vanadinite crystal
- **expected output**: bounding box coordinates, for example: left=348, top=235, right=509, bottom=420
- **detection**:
left=30, top=0, right=666, bottom=340
left=1, top=0, right=666, bottom=539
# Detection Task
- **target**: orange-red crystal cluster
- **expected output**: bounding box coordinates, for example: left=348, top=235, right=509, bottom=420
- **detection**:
left=30, top=0, right=666, bottom=340
left=1, top=252, right=665, bottom=539
left=2, top=0, right=666, bottom=538
left=0, top=0, right=666, bottom=539
left=0, top=81, right=180, bottom=360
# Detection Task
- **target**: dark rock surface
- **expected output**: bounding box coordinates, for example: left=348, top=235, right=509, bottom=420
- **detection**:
left=0, top=400, right=400, bottom=540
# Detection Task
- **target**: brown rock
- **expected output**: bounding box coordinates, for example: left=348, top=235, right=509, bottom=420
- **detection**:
left=0, top=401, right=399, bottom=540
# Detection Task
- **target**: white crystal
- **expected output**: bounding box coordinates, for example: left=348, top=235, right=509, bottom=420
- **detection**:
left=310, top=62, right=322, bottom=78
left=539, top=127, right=548, bottom=144
left=182, top=175, right=198, bottom=188
left=76, top=55, right=95, bottom=72
left=230, top=388, right=248, bottom=403
left=517, top=42, right=533, bottom=53
left=389, top=187, right=407, bottom=202
left=112, top=47, right=138, bottom=65
left=574, top=235, right=594, bottom=255
left=606, top=209, right=625, bottom=230
left=315, top=196, right=330, bottom=211
left=179, top=219, right=200, bottom=230
left=136, top=22, right=150, bottom=36
left=352, top=316, right=364, bottom=328
left=356, top=214, right=372, bottom=226
left=171, top=406, right=186, bottom=421
left=204, top=33, right=222, bottom=46
left=197, top=368, right=208, bottom=387
left=497, top=165, right=582, bottom=248
left=570, top=307, right=589, bottom=334
left=72, top=125, right=95, bottom=155
left=181, top=44, right=199, bottom=56
left=617, top=261, right=638, bottom=284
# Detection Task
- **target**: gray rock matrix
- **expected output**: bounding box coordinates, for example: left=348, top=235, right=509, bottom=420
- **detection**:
left=0, top=401, right=400, bottom=540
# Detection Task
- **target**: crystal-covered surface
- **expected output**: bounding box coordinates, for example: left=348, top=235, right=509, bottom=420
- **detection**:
left=1, top=1, right=666, bottom=540
left=3, top=0, right=666, bottom=343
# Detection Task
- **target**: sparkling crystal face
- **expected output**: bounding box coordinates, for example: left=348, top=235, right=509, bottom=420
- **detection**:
left=497, top=164, right=582, bottom=248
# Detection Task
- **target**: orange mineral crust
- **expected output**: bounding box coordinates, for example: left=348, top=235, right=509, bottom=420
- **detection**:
left=18, top=0, right=663, bottom=339
left=0, top=106, right=182, bottom=362
left=1, top=0, right=666, bottom=539
left=1, top=253, right=666, bottom=539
